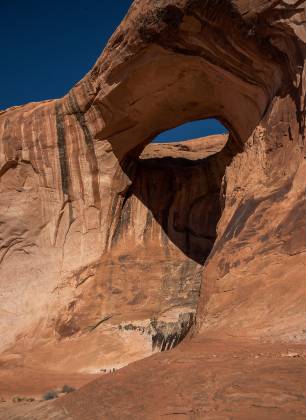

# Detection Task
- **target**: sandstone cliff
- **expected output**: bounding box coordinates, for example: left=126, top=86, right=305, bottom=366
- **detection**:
left=2, top=0, right=306, bottom=418
left=0, top=130, right=227, bottom=385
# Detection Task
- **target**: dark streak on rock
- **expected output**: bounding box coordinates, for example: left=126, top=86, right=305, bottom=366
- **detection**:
left=144, top=209, right=153, bottom=239
left=55, top=102, right=70, bottom=195
left=105, top=194, right=120, bottom=250
left=0, top=160, right=18, bottom=178
left=68, top=92, right=101, bottom=207
left=151, top=312, right=195, bottom=352
left=118, top=312, right=196, bottom=352
left=111, top=195, right=132, bottom=247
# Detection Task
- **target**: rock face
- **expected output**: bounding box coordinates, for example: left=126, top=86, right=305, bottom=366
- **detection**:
left=0, top=128, right=227, bottom=381
left=1, top=0, right=306, bottom=417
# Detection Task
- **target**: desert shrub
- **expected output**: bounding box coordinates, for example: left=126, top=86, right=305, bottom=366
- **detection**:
left=62, top=384, right=76, bottom=394
left=12, top=396, right=23, bottom=403
left=12, top=396, right=35, bottom=403
left=42, top=390, right=58, bottom=401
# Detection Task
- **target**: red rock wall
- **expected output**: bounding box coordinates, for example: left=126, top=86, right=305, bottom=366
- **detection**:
left=1, top=0, right=306, bottom=380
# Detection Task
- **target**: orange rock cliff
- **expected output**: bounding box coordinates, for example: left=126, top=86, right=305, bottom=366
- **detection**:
left=1, top=0, right=306, bottom=418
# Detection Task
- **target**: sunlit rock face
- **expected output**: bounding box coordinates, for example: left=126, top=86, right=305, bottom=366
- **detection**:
left=0, top=109, right=227, bottom=375
left=2, top=0, right=306, bottom=416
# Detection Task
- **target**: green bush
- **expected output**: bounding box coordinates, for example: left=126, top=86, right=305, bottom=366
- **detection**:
left=62, top=384, right=76, bottom=394
left=42, top=390, right=58, bottom=401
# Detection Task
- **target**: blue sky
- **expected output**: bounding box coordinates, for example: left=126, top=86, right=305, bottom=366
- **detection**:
left=154, top=120, right=227, bottom=142
left=0, top=0, right=226, bottom=142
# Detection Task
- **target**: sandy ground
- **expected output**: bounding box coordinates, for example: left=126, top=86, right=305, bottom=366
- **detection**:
left=0, top=367, right=99, bottom=419
left=2, top=338, right=306, bottom=419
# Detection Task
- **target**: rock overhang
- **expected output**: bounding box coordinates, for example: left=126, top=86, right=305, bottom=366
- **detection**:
left=1, top=1, right=306, bottom=414
left=79, top=0, right=294, bottom=161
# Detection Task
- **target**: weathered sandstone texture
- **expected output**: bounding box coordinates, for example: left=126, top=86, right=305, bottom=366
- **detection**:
left=0, top=129, right=227, bottom=379
left=2, top=0, right=306, bottom=418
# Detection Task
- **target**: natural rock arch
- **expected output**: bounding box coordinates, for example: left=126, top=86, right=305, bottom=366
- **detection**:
left=75, top=0, right=305, bottom=340
left=1, top=1, right=306, bottom=413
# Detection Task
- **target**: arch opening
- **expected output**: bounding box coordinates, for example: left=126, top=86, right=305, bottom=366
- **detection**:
left=91, top=18, right=274, bottom=355
left=106, top=43, right=266, bottom=352
left=110, top=120, right=236, bottom=352
left=134, top=119, right=232, bottom=267
left=153, top=118, right=228, bottom=143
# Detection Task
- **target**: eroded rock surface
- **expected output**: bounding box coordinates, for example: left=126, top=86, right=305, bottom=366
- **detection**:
left=0, top=132, right=227, bottom=392
left=2, top=0, right=306, bottom=418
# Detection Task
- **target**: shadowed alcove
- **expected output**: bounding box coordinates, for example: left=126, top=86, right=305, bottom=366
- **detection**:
left=95, top=7, right=276, bottom=351
left=51, top=0, right=281, bottom=359
left=105, top=115, right=242, bottom=351
left=115, top=118, right=231, bottom=268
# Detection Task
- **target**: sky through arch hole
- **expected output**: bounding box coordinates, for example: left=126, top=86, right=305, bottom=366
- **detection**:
left=153, top=118, right=228, bottom=143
